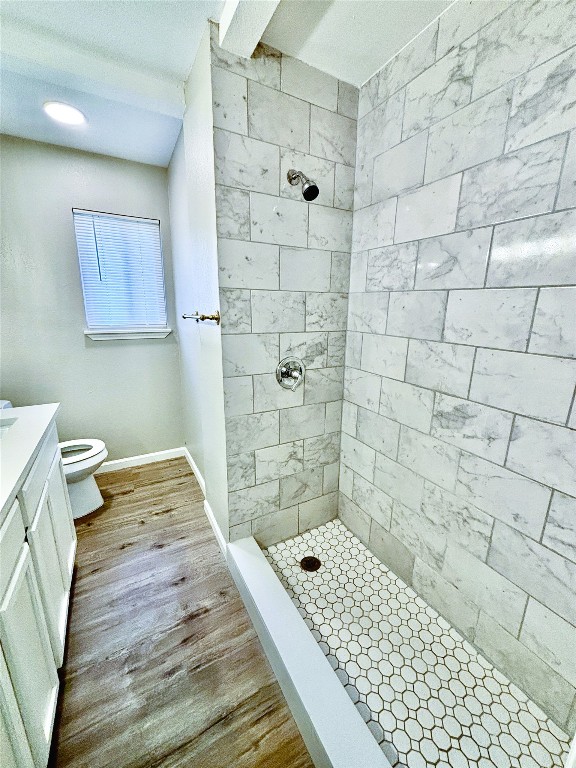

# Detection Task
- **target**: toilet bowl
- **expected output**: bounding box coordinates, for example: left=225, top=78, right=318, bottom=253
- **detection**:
left=59, top=439, right=108, bottom=519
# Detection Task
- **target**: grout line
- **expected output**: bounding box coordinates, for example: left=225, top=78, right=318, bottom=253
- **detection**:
left=403, top=339, right=410, bottom=382
left=525, top=287, right=540, bottom=352
left=430, top=388, right=438, bottom=426
left=502, top=414, right=516, bottom=468
left=246, top=73, right=351, bottom=119
left=364, top=129, right=571, bottom=218
left=412, top=241, right=420, bottom=290
left=483, top=226, right=496, bottom=288
left=501, top=77, right=515, bottom=156
left=246, top=324, right=575, bottom=365
left=466, top=347, right=478, bottom=400
left=213, top=126, right=354, bottom=174
left=359, top=30, right=576, bottom=129
left=453, top=169, right=465, bottom=230
left=516, top=595, right=531, bottom=640
left=422, top=128, right=431, bottom=185
left=565, top=385, right=576, bottom=428
left=248, top=189, right=252, bottom=242
left=484, top=512, right=496, bottom=568
left=398, top=86, right=409, bottom=156
left=553, top=131, right=571, bottom=211
left=438, top=290, right=449, bottom=343
left=392, top=416, right=402, bottom=462
left=324, top=279, right=576, bottom=296
left=356, top=194, right=573, bottom=239
left=539, top=490, right=555, bottom=544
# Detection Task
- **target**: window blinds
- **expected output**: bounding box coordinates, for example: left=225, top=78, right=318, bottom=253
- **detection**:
left=73, top=209, right=168, bottom=331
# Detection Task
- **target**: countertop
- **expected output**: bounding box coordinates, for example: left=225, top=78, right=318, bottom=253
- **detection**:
left=0, top=403, right=60, bottom=516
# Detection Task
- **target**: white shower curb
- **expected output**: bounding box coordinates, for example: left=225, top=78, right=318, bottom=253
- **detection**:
left=227, top=536, right=391, bottom=768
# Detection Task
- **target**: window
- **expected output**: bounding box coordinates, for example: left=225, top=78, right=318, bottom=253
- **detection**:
left=72, top=209, right=170, bottom=339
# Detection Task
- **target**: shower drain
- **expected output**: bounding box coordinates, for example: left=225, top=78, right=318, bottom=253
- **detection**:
left=300, top=555, right=321, bottom=572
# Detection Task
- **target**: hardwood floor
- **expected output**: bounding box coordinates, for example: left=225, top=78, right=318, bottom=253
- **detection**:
left=50, top=458, right=314, bottom=768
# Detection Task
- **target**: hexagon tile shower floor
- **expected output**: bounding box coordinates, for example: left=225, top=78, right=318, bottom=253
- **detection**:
left=265, top=520, right=571, bottom=768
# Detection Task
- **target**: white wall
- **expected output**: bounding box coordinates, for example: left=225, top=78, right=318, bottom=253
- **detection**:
left=174, top=28, right=229, bottom=537
left=167, top=130, right=205, bottom=477
left=0, top=135, right=183, bottom=460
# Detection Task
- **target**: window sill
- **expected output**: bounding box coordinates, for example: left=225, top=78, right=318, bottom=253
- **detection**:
left=84, top=328, right=172, bottom=340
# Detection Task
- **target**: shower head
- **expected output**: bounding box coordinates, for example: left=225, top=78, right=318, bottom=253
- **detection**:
left=287, top=168, right=319, bottom=201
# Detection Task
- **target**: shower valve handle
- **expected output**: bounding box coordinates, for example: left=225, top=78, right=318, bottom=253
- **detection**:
left=276, top=357, right=305, bottom=391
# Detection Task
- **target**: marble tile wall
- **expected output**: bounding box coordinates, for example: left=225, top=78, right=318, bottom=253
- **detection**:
left=209, top=26, right=357, bottom=548
left=343, top=0, right=576, bottom=732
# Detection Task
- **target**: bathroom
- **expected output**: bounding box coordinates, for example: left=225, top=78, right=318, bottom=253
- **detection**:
left=0, top=0, right=575, bottom=766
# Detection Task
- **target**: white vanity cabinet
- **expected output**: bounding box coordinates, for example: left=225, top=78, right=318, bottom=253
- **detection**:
left=20, top=446, right=76, bottom=667
left=0, top=645, right=35, bottom=768
left=0, top=502, right=59, bottom=767
left=0, top=404, right=76, bottom=768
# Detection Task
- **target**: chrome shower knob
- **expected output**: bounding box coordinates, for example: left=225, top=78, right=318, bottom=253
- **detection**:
left=276, top=357, right=305, bottom=391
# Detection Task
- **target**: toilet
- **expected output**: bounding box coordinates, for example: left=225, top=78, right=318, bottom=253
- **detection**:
left=1, top=399, right=108, bottom=518
left=59, top=439, right=108, bottom=519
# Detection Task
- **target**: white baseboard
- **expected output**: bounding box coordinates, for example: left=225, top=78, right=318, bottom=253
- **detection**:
left=96, top=446, right=207, bottom=500
left=178, top=450, right=225, bottom=553
left=95, top=445, right=226, bottom=554
left=95, top=448, right=185, bottom=474
left=181, top=446, right=206, bottom=496
left=203, top=499, right=227, bottom=555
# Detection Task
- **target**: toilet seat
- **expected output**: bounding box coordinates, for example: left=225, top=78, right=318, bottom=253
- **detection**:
left=59, top=439, right=106, bottom=465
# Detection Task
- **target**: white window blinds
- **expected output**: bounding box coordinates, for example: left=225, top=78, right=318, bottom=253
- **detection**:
left=73, top=209, right=168, bottom=333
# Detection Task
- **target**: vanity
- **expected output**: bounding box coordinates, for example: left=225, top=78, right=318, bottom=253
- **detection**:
left=0, top=404, right=76, bottom=768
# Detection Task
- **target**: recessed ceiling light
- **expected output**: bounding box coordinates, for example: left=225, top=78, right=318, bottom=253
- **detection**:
left=43, top=101, right=86, bottom=126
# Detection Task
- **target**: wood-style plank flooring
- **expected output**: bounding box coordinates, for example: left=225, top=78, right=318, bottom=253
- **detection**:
left=50, top=458, right=314, bottom=768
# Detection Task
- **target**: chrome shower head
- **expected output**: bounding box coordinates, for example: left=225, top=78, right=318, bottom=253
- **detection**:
left=287, top=168, right=319, bottom=201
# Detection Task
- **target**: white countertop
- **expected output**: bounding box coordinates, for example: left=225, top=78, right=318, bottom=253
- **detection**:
left=0, top=403, right=60, bottom=516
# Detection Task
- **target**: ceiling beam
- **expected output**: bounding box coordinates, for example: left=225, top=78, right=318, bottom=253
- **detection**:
left=218, top=0, right=280, bottom=59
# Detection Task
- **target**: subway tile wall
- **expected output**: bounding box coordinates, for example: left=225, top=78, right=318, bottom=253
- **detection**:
left=344, top=0, right=576, bottom=731
left=209, top=26, right=357, bottom=547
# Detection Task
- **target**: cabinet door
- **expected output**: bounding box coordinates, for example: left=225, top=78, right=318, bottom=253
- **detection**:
left=46, top=454, right=76, bottom=587
left=0, top=544, right=59, bottom=768
left=0, top=647, right=35, bottom=768
left=27, top=487, right=68, bottom=667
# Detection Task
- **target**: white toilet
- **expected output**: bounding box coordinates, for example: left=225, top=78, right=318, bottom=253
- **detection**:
left=59, top=439, right=108, bottom=519
left=1, top=399, right=108, bottom=519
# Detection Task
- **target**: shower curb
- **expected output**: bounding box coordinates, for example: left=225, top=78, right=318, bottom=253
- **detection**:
left=227, top=536, right=391, bottom=768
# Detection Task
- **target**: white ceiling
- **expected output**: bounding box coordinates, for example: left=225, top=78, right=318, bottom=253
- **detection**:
left=262, top=0, right=452, bottom=86
left=0, top=0, right=221, bottom=166
left=0, top=69, right=182, bottom=167
left=1, top=0, right=222, bottom=81
left=0, top=0, right=454, bottom=167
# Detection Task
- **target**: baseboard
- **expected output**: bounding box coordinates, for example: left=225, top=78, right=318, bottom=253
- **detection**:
left=95, top=448, right=186, bottom=474
left=203, top=499, right=227, bottom=555
left=181, top=447, right=206, bottom=496
left=178, top=450, right=225, bottom=553
left=95, top=446, right=225, bottom=554
left=96, top=446, right=207, bottom=500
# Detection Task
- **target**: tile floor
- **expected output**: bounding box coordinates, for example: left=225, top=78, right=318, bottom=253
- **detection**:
left=264, top=520, right=571, bottom=768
